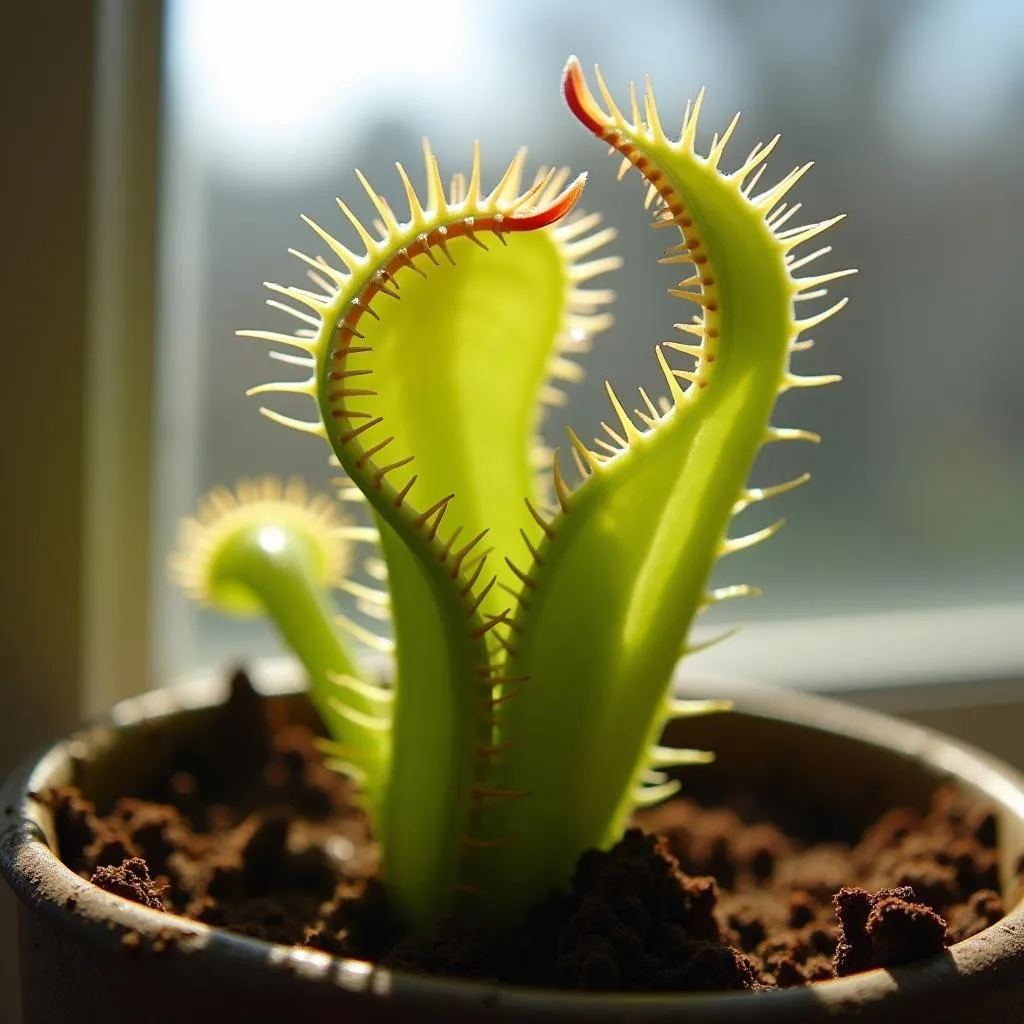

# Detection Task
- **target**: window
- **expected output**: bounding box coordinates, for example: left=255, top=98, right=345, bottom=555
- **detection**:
left=151, top=0, right=1024, bottom=687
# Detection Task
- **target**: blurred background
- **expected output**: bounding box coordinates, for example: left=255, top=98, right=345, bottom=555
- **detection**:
left=150, top=0, right=1024, bottom=683
left=2, top=1, right=1022, bottom=1020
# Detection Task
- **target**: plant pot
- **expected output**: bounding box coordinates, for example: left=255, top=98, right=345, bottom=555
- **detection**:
left=4, top=662, right=1024, bottom=1024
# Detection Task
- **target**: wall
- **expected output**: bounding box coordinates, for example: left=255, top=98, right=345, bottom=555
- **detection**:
left=0, top=6, right=97, bottom=1021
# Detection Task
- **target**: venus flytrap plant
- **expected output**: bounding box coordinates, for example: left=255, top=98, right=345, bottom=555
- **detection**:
left=173, top=59, right=853, bottom=936
left=169, top=478, right=391, bottom=819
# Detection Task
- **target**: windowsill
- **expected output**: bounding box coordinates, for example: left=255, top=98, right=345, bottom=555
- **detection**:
left=181, top=601, right=1024, bottom=714
left=685, top=601, right=1024, bottom=705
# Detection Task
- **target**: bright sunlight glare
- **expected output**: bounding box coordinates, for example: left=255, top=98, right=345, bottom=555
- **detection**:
left=170, top=0, right=475, bottom=178
left=256, top=526, right=287, bottom=555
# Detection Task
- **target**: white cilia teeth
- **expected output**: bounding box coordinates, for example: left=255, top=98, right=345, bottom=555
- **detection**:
left=719, top=519, right=786, bottom=556
left=666, top=696, right=733, bottom=718
left=681, top=628, right=742, bottom=657
left=753, top=163, right=814, bottom=211
left=679, top=86, right=705, bottom=150
left=734, top=134, right=780, bottom=187
left=605, top=381, right=642, bottom=442
left=782, top=372, right=843, bottom=391
left=767, top=202, right=801, bottom=230
left=786, top=245, right=834, bottom=271
left=245, top=379, right=314, bottom=398
left=257, top=408, right=327, bottom=436
left=327, top=670, right=394, bottom=707
left=794, top=297, right=849, bottom=332
left=237, top=329, right=316, bottom=352
left=701, top=584, right=762, bottom=608
left=734, top=473, right=811, bottom=513
left=336, top=612, right=396, bottom=654
left=328, top=700, right=391, bottom=734
left=793, top=267, right=858, bottom=291
left=763, top=426, right=822, bottom=445
left=706, top=111, right=740, bottom=169
left=632, top=779, right=681, bottom=807
left=267, top=350, right=316, bottom=368
left=263, top=301, right=321, bottom=328
left=648, top=744, right=715, bottom=767
left=778, top=214, right=847, bottom=252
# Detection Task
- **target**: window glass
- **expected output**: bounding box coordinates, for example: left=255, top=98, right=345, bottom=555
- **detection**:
left=153, top=0, right=1024, bottom=680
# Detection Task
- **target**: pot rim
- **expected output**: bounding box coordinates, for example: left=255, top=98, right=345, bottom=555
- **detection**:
left=4, top=658, right=1024, bottom=1020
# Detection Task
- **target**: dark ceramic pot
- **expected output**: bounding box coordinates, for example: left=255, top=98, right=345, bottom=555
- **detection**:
left=4, top=663, right=1024, bottom=1024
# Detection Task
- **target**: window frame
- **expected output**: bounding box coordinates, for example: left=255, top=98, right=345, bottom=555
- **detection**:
left=0, top=5, right=163, bottom=1020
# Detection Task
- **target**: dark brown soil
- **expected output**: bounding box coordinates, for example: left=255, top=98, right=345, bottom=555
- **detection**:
left=49, top=670, right=1009, bottom=992
left=90, top=857, right=167, bottom=911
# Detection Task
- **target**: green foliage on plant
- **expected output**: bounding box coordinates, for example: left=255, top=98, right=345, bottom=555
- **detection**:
left=171, top=59, right=852, bottom=933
